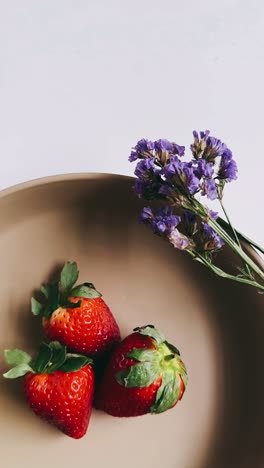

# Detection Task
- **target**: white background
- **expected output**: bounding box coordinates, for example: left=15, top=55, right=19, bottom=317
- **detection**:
left=0, top=1, right=263, bottom=244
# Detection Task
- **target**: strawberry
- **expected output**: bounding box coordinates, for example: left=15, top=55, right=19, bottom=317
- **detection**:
left=3, top=341, right=95, bottom=439
left=95, top=325, right=187, bottom=417
left=31, top=262, right=120, bottom=357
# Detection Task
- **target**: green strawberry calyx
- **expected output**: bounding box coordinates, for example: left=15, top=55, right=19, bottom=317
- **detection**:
left=115, top=325, right=188, bottom=414
left=3, top=341, right=93, bottom=379
left=31, top=261, right=102, bottom=318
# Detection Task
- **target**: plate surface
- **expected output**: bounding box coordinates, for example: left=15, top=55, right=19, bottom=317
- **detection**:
left=0, top=174, right=263, bottom=468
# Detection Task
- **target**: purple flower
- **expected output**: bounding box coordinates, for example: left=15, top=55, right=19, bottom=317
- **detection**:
left=195, top=159, right=214, bottom=179
left=191, top=130, right=227, bottom=162
left=158, top=185, right=174, bottom=197
left=140, top=207, right=154, bottom=222
left=154, top=139, right=174, bottom=153
left=134, top=179, right=161, bottom=199
left=129, top=138, right=155, bottom=162
left=134, top=158, right=162, bottom=199
left=172, top=144, right=185, bottom=157
left=168, top=229, right=190, bottom=250
left=153, top=139, right=174, bottom=166
left=201, top=224, right=224, bottom=251
left=163, top=157, right=200, bottom=195
left=140, top=206, right=181, bottom=236
left=183, top=166, right=200, bottom=194
left=151, top=206, right=181, bottom=235
left=134, top=158, right=160, bottom=179
left=152, top=139, right=185, bottom=166
left=209, top=210, right=219, bottom=220
left=162, top=155, right=181, bottom=175
left=181, top=211, right=197, bottom=237
left=218, top=149, right=238, bottom=182
left=201, top=178, right=218, bottom=200
left=154, top=139, right=185, bottom=156
left=140, top=205, right=191, bottom=250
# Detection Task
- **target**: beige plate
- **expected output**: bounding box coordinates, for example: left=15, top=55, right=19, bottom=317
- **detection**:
left=0, top=174, right=263, bottom=468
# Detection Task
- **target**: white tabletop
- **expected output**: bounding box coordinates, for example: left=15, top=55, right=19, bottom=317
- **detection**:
left=0, top=1, right=263, bottom=245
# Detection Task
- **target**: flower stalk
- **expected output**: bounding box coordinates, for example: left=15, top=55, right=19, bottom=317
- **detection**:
left=217, top=217, right=264, bottom=255
left=207, top=218, right=264, bottom=281
left=193, top=252, right=264, bottom=291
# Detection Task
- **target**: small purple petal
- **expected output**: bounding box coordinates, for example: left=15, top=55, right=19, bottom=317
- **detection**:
left=201, top=178, right=218, bottom=200
left=168, top=229, right=190, bottom=250
left=129, top=138, right=155, bottom=162
left=154, top=139, right=173, bottom=152
left=129, top=151, right=139, bottom=162
left=156, top=221, right=167, bottom=233
left=209, top=210, right=219, bottom=220
left=195, top=159, right=214, bottom=179
left=200, top=130, right=210, bottom=139
left=202, top=224, right=224, bottom=250
left=218, top=150, right=238, bottom=182
left=183, top=166, right=200, bottom=194
left=134, top=158, right=160, bottom=179
left=172, top=144, right=185, bottom=157
left=140, top=207, right=153, bottom=222
left=162, top=155, right=182, bottom=177
left=154, top=139, right=185, bottom=158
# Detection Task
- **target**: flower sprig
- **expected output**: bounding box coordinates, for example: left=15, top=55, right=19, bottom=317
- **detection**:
left=129, top=131, right=264, bottom=292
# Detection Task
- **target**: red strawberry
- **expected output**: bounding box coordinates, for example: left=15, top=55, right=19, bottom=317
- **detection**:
left=95, top=325, right=187, bottom=417
left=3, top=341, right=95, bottom=439
left=31, top=262, right=120, bottom=357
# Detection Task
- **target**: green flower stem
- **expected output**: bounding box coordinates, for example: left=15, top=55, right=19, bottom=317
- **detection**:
left=219, top=198, right=253, bottom=280
left=192, top=252, right=264, bottom=292
left=207, top=218, right=264, bottom=281
left=186, top=197, right=263, bottom=280
left=217, top=217, right=264, bottom=255
left=219, top=199, right=241, bottom=247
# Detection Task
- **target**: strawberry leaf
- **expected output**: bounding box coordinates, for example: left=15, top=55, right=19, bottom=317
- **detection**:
left=150, top=372, right=181, bottom=414
left=31, top=297, right=44, bottom=316
left=126, top=349, right=159, bottom=363
left=49, top=341, right=63, bottom=350
left=134, top=325, right=165, bottom=345
left=44, top=283, right=60, bottom=312
left=60, top=262, right=79, bottom=291
left=46, top=342, right=67, bottom=373
left=3, top=363, right=33, bottom=379
left=60, top=356, right=93, bottom=372
left=116, top=362, right=160, bottom=388
left=4, top=349, right=31, bottom=366
left=164, top=340, right=180, bottom=356
left=40, top=285, right=49, bottom=299
left=70, top=284, right=102, bottom=299
left=32, top=283, right=60, bottom=318
left=34, top=343, right=53, bottom=373
left=60, top=299, right=82, bottom=309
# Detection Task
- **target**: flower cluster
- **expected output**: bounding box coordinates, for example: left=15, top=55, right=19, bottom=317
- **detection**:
left=130, top=131, right=237, bottom=202
left=128, top=130, right=237, bottom=255
left=140, top=206, right=224, bottom=253
left=140, top=206, right=190, bottom=250
left=129, top=133, right=264, bottom=292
